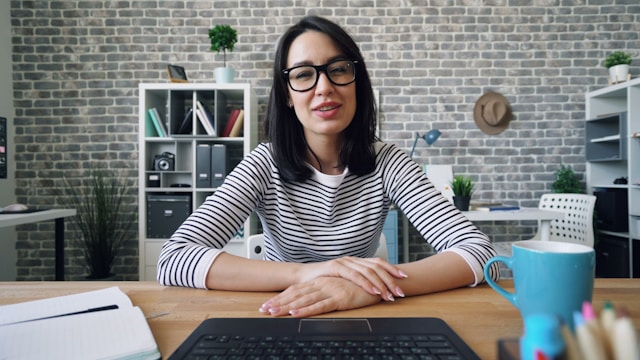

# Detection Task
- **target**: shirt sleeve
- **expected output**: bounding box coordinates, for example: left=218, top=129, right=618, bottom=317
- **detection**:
left=378, top=144, right=500, bottom=284
left=156, top=144, right=272, bottom=288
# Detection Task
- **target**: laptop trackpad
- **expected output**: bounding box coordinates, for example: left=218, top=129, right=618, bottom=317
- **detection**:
left=299, top=319, right=372, bottom=334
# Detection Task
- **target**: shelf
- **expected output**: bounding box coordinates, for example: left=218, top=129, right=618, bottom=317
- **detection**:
left=590, top=134, right=620, bottom=143
left=585, top=112, right=627, bottom=162
left=586, top=78, right=640, bottom=278
left=138, top=83, right=258, bottom=281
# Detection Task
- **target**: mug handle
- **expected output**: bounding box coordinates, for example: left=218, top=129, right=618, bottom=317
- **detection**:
left=483, top=256, right=517, bottom=308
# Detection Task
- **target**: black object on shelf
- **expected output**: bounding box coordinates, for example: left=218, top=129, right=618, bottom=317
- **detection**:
left=146, top=194, right=192, bottom=239
left=594, top=188, right=628, bottom=232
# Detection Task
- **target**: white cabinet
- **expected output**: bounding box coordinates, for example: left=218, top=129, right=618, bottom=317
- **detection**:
left=586, top=77, right=640, bottom=278
left=138, top=83, right=257, bottom=281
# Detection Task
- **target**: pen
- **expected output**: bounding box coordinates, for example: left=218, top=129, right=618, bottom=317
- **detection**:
left=611, top=307, right=639, bottom=360
left=2, top=304, right=119, bottom=326
left=573, top=311, right=607, bottom=360
left=600, top=301, right=617, bottom=333
left=582, top=301, right=609, bottom=358
left=559, top=320, right=581, bottom=360
left=599, top=301, right=617, bottom=358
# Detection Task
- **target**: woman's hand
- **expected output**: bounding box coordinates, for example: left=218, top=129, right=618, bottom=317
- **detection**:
left=297, top=257, right=407, bottom=301
left=259, top=276, right=383, bottom=317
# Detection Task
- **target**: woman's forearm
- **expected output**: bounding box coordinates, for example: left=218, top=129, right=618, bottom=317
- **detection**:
left=205, top=252, right=306, bottom=291
left=396, top=252, right=476, bottom=297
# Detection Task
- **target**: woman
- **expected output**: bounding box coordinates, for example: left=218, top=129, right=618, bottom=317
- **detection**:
left=158, top=15, right=500, bottom=317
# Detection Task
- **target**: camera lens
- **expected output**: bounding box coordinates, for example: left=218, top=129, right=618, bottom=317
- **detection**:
left=157, top=159, right=170, bottom=170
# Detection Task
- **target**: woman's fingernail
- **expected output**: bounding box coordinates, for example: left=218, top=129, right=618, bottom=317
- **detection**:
left=399, top=270, right=408, bottom=278
left=373, top=287, right=382, bottom=295
left=289, top=309, right=298, bottom=316
left=268, top=307, right=281, bottom=314
left=387, top=293, right=395, bottom=302
left=396, top=287, right=405, bottom=297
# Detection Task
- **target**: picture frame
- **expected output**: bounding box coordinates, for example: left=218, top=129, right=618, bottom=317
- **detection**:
left=167, top=64, right=188, bottom=83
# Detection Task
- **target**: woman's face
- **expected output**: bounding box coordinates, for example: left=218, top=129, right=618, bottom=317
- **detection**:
left=285, top=30, right=357, bottom=142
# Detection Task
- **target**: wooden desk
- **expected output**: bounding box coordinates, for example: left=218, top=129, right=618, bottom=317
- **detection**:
left=463, top=207, right=565, bottom=241
left=0, top=209, right=76, bottom=280
left=0, top=279, right=638, bottom=359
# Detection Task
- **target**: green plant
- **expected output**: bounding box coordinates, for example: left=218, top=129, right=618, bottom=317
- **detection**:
left=604, top=51, right=632, bottom=69
left=56, top=168, right=134, bottom=279
left=551, top=164, right=582, bottom=193
left=450, top=175, right=474, bottom=197
left=208, top=24, right=238, bottom=68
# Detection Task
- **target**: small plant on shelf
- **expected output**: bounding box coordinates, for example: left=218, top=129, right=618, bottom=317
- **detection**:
left=208, top=24, right=238, bottom=68
left=603, top=51, right=632, bottom=69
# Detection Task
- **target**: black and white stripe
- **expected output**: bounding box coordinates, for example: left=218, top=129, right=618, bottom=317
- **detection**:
left=157, top=142, right=500, bottom=288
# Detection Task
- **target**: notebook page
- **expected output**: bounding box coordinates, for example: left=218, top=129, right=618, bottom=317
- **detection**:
left=0, top=286, right=132, bottom=325
left=0, top=306, right=160, bottom=360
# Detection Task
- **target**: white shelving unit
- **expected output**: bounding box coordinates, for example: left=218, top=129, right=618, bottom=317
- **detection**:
left=586, top=77, right=640, bottom=278
left=138, top=83, right=257, bottom=281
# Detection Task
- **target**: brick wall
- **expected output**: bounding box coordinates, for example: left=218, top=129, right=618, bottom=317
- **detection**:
left=9, top=1, right=640, bottom=279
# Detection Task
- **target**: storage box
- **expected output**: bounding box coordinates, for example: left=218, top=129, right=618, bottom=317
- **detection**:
left=146, top=194, right=192, bottom=239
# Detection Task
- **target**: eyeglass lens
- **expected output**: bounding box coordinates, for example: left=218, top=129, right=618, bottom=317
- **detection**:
left=286, top=60, right=356, bottom=92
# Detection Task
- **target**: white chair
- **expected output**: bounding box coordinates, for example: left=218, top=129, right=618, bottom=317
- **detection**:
left=494, top=193, right=597, bottom=257
left=246, top=233, right=388, bottom=261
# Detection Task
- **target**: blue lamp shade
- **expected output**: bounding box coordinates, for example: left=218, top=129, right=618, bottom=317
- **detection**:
left=409, top=129, right=441, bottom=159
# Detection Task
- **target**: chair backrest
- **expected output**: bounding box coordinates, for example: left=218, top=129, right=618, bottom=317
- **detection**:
left=537, top=193, right=596, bottom=247
left=246, top=233, right=388, bottom=260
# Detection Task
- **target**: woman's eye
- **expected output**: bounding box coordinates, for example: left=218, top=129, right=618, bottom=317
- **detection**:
left=293, top=69, right=314, bottom=80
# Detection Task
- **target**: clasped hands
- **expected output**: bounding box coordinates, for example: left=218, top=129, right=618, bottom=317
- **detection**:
left=259, top=256, right=407, bottom=318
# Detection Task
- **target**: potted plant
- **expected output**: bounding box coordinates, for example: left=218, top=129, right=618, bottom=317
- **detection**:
left=604, top=51, right=632, bottom=84
left=551, top=164, right=582, bottom=194
left=56, top=168, right=135, bottom=279
left=451, top=175, right=474, bottom=211
left=208, top=24, right=238, bottom=83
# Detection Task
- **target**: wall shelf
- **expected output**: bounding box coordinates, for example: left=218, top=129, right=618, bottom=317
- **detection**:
left=586, top=77, right=640, bottom=278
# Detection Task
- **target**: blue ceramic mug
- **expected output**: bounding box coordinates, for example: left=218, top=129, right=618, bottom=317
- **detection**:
left=483, top=241, right=595, bottom=329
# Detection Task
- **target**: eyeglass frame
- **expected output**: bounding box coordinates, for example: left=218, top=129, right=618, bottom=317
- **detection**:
left=282, top=59, right=358, bottom=92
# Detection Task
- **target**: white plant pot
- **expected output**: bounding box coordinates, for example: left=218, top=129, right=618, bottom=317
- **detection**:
left=609, top=64, right=629, bottom=84
left=215, top=67, right=235, bottom=83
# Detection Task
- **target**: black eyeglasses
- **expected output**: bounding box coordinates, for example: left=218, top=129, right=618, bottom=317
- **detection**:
left=282, top=59, right=358, bottom=92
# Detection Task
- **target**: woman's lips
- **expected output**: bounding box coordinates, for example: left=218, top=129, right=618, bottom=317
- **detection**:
left=313, top=103, right=341, bottom=118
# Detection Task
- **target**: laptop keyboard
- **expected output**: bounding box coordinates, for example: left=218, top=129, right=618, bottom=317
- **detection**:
left=183, top=333, right=465, bottom=360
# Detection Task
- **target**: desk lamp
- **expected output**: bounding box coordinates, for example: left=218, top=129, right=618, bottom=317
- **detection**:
left=409, top=129, right=441, bottom=159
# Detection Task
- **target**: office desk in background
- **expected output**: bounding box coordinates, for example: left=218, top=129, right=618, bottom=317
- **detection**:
left=0, top=209, right=76, bottom=281
left=399, top=207, right=564, bottom=262
left=0, top=279, right=637, bottom=359
left=463, top=207, right=565, bottom=241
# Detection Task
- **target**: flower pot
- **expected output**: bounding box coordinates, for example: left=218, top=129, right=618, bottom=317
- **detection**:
left=215, top=67, right=235, bottom=83
left=609, top=64, right=629, bottom=84
left=453, top=196, right=471, bottom=211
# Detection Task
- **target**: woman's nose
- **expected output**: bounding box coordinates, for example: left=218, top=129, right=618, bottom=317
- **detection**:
left=314, top=71, right=334, bottom=95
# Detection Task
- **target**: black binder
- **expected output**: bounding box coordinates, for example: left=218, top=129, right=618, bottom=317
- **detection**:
left=196, top=144, right=211, bottom=188
left=211, top=144, right=227, bottom=187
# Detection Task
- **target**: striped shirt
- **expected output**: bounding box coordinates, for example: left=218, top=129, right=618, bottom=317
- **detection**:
left=157, top=142, right=499, bottom=288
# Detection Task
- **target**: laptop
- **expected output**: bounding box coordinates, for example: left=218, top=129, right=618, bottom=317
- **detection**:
left=168, top=317, right=481, bottom=359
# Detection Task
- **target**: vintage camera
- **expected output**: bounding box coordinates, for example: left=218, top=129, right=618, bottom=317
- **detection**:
left=153, top=152, right=175, bottom=171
